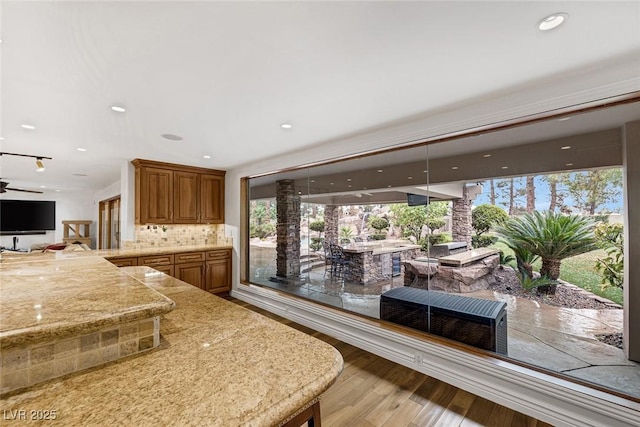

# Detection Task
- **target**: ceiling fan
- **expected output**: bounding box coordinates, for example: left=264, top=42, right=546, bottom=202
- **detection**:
left=0, top=180, right=44, bottom=194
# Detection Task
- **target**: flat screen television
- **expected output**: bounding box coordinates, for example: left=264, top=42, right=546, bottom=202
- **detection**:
left=407, top=193, right=429, bottom=206
left=0, top=199, right=56, bottom=235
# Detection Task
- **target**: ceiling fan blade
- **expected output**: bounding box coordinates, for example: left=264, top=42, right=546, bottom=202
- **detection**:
left=6, top=187, right=44, bottom=194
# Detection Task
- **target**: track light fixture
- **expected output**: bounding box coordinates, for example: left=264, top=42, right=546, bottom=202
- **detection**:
left=0, top=152, right=53, bottom=172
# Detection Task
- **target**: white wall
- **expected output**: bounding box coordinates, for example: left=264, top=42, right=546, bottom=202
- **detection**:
left=0, top=190, right=95, bottom=251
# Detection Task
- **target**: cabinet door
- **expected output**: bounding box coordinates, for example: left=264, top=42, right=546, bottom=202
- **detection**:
left=205, top=257, right=231, bottom=294
left=176, top=262, right=205, bottom=289
left=139, top=167, right=173, bottom=224
left=174, top=171, right=199, bottom=223
left=200, top=174, right=224, bottom=224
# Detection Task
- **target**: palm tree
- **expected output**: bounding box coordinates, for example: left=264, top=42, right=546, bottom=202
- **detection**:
left=494, top=211, right=597, bottom=295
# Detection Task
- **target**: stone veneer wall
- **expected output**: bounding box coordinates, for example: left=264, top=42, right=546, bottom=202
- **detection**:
left=451, top=186, right=473, bottom=249
left=276, top=180, right=300, bottom=278
left=0, top=317, right=160, bottom=394
left=123, top=224, right=229, bottom=248
left=346, top=248, right=420, bottom=285
left=324, top=205, right=339, bottom=244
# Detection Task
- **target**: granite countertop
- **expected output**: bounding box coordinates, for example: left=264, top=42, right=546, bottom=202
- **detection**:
left=0, top=257, right=175, bottom=348
left=0, top=266, right=344, bottom=426
left=341, top=242, right=421, bottom=255
left=96, top=244, right=233, bottom=259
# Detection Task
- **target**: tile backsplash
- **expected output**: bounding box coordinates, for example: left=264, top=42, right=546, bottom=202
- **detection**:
left=123, top=224, right=229, bottom=248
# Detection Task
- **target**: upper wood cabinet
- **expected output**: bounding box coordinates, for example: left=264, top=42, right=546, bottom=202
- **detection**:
left=132, top=159, right=225, bottom=225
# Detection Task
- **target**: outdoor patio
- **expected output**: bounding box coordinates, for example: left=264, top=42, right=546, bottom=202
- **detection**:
left=250, top=258, right=640, bottom=399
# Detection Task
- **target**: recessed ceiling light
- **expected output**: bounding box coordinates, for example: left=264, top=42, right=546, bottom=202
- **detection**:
left=423, top=170, right=428, bottom=173
left=537, top=13, right=568, bottom=31
left=39, top=185, right=46, bottom=189
left=566, top=163, right=574, bottom=166
left=387, top=185, right=392, bottom=188
left=347, top=178, right=352, bottom=182
left=55, top=189, right=61, bottom=192
left=483, top=154, right=492, bottom=158
left=280, top=123, right=292, bottom=129
left=310, top=180, right=315, bottom=183
left=501, top=166, right=509, bottom=169
left=407, top=176, right=413, bottom=179
left=298, top=191, right=302, bottom=195
left=451, top=166, right=459, bottom=170
left=561, top=145, right=571, bottom=150
left=348, top=185, right=352, bottom=188
left=77, top=148, right=87, bottom=152
left=21, top=124, right=36, bottom=130
left=330, top=182, right=334, bottom=185
left=0, top=137, right=4, bottom=140
left=203, top=155, right=211, bottom=159
left=161, top=134, right=183, bottom=141
left=558, top=117, right=571, bottom=122
left=363, top=187, right=367, bottom=190
left=72, top=173, right=87, bottom=177
left=377, top=169, right=383, bottom=173
left=111, top=105, right=126, bottom=113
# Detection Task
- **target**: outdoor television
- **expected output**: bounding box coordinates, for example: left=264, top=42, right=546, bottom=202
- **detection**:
left=0, top=199, right=56, bottom=235
left=407, top=193, right=429, bottom=206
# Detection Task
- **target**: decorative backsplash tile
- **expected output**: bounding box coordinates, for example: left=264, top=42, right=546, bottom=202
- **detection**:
left=123, top=224, right=230, bottom=248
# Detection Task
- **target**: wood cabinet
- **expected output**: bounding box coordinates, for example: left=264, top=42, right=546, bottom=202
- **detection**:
left=175, top=251, right=206, bottom=290
left=136, top=166, right=174, bottom=224
left=106, top=248, right=231, bottom=294
left=205, top=249, right=232, bottom=294
left=132, top=159, right=225, bottom=225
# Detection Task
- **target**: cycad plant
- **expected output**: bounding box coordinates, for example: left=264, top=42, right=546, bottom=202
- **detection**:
left=495, top=211, right=597, bottom=295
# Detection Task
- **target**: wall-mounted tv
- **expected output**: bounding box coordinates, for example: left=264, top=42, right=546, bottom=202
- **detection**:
left=0, top=199, right=56, bottom=235
left=406, top=193, right=429, bottom=206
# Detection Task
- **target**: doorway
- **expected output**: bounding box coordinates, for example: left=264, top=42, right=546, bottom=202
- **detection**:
left=99, top=196, right=121, bottom=249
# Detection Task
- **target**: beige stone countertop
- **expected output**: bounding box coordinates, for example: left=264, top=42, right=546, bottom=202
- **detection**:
left=0, top=257, right=175, bottom=348
left=94, top=243, right=233, bottom=259
left=341, top=242, right=421, bottom=255
left=0, top=267, right=344, bottom=426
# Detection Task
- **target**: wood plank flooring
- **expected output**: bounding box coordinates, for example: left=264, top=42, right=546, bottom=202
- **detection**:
left=229, top=298, right=552, bottom=427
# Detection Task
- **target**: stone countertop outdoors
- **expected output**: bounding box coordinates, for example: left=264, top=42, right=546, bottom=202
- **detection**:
left=341, top=241, right=421, bottom=255
left=0, top=266, right=344, bottom=426
left=0, top=257, right=175, bottom=348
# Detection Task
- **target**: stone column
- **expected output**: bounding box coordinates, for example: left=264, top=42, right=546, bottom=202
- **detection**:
left=623, top=120, right=640, bottom=362
left=275, top=180, right=300, bottom=278
left=451, top=185, right=473, bottom=249
left=324, top=205, right=339, bottom=244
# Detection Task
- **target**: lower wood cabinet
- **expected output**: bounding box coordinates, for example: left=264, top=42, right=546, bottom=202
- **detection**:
left=106, top=248, right=231, bottom=295
left=205, top=253, right=231, bottom=294
left=175, top=262, right=206, bottom=290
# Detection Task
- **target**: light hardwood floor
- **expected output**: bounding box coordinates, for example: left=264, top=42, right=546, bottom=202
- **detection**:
left=230, top=298, right=552, bottom=427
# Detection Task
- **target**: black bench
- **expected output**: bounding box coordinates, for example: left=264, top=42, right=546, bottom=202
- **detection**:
left=380, top=287, right=508, bottom=355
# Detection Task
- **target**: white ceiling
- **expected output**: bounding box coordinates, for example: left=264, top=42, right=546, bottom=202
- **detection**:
left=1, top=1, right=640, bottom=193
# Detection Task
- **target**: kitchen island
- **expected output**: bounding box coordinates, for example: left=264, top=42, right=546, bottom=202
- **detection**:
left=0, top=254, right=343, bottom=426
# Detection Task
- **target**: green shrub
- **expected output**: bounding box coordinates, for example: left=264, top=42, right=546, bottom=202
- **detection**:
left=309, top=220, right=325, bottom=235
left=371, top=233, right=387, bottom=240
left=250, top=223, right=276, bottom=239
left=309, top=237, right=324, bottom=252
left=368, top=216, right=390, bottom=231
left=472, top=204, right=509, bottom=236
left=418, top=233, right=452, bottom=251
left=594, top=222, right=624, bottom=289
left=472, top=234, right=498, bottom=248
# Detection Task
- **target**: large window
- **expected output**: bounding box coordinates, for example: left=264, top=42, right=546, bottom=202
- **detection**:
left=246, top=102, right=639, bottom=399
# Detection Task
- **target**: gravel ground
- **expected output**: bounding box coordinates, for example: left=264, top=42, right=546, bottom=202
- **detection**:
left=487, top=266, right=621, bottom=310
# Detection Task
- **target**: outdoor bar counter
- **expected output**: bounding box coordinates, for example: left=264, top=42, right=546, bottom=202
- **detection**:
left=0, top=253, right=343, bottom=426
left=341, top=240, right=421, bottom=285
